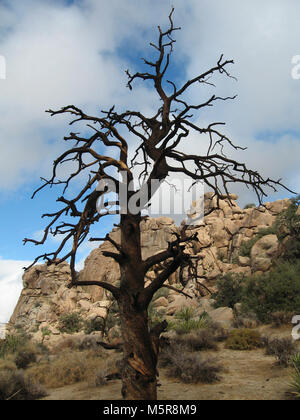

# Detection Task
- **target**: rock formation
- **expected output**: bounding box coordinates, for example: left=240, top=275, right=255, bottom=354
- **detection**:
left=8, top=193, right=290, bottom=344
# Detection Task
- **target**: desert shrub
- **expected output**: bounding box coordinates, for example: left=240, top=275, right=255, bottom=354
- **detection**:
left=274, top=196, right=300, bottom=261
left=213, top=274, right=245, bottom=309
left=289, top=354, right=300, bottom=399
left=90, top=368, right=109, bottom=387
left=208, top=322, right=229, bottom=342
left=159, top=343, right=182, bottom=368
left=264, top=337, right=297, bottom=367
left=171, top=329, right=218, bottom=352
left=239, top=237, right=259, bottom=258
left=241, top=261, right=300, bottom=323
left=225, top=329, right=262, bottom=350
left=291, top=353, right=300, bottom=370
left=51, top=335, right=104, bottom=354
left=270, top=311, right=295, bottom=328
left=244, top=203, right=256, bottom=209
left=239, top=226, right=277, bottom=258
left=40, top=327, right=51, bottom=341
left=0, top=370, right=47, bottom=400
left=0, top=332, right=30, bottom=358
left=289, top=367, right=300, bottom=399
left=84, top=318, right=104, bottom=335
left=58, top=313, right=83, bottom=334
left=169, top=310, right=209, bottom=334
left=77, top=335, right=105, bottom=352
left=217, top=250, right=226, bottom=262
left=276, top=195, right=300, bottom=238
left=233, top=311, right=259, bottom=329
left=0, top=358, right=17, bottom=372
left=89, top=357, right=122, bottom=387
left=27, top=349, right=106, bottom=388
left=175, top=307, right=196, bottom=322
left=50, top=336, right=81, bottom=354
left=161, top=348, right=222, bottom=384
left=15, top=348, right=37, bottom=369
left=173, top=318, right=208, bottom=335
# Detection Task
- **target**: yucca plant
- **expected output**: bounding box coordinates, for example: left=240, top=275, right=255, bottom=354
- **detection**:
left=291, top=353, right=300, bottom=370
left=171, top=309, right=209, bottom=334
left=289, top=366, right=300, bottom=399
left=175, top=307, right=196, bottom=322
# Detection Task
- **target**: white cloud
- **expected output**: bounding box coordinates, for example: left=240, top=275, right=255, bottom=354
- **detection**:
left=1, top=0, right=300, bottom=320
left=174, top=0, right=300, bottom=137
left=0, top=0, right=161, bottom=191
left=1, top=0, right=299, bottom=196
left=0, top=258, right=31, bottom=323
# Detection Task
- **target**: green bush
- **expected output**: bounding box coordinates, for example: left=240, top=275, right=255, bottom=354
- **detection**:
left=225, top=329, right=262, bottom=350
left=215, top=198, right=300, bottom=324
left=243, top=203, right=256, bottom=209
left=276, top=195, right=300, bottom=237
left=241, top=261, right=300, bottom=323
left=84, top=318, right=104, bottom=335
left=239, top=226, right=277, bottom=258
left=289, top=367, right=300, bottom=399
left=291, top=353, right=300, bottom=370
left=214, top=260, right=300, bottom=323
left=239, top=237, right=257, bottom=258
left=213, top=274, right=245, bottom=309
left=168, top=308, right=209, bottom=334
left=175, top=307, right=196, bottom=322
left=0, top=332, right=31, bottom=359
left=289, top=354, right=300, bottom=398
left=275, top=195, right=300, bottom=261
left=15, top=348, right=37, bottom=369
left=172, top=318, right=208, bottom=335
left=59, top=313, right=83, bottom=334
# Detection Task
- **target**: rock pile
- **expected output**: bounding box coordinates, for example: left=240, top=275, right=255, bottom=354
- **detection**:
left=8, top=193, right=290, bottom=345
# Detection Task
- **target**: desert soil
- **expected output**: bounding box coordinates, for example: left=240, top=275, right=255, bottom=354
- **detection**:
left=43, top=349, right=292, bottom=401
left=44, top=326, right=298, bottom=401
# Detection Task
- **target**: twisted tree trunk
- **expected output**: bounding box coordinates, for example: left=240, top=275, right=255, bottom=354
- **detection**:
left=118, top=213, right=159, bottom=400
left=119, top=298, right=158, bottom=400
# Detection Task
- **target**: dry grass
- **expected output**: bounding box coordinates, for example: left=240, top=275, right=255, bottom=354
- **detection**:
left=27, top=349, right=108, bottom=388
left=172, top=329, right=218, bottom=352
left=0, top=356, right=17, bottom=372
left=163, top=350, right=223, bottom=384
left=264, top=337, right=298, bottom=367
left=0, top=370, right=47, bottom=400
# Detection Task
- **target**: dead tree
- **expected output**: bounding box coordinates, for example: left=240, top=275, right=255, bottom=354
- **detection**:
left=23, top=9, right=291, bottom=400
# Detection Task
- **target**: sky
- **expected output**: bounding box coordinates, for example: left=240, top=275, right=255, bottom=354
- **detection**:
left=0, top=0, right=300, bottom=322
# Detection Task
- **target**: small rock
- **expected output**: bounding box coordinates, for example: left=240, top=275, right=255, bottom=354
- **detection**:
left=153, top=297, right=169, bottom=308
left=208, top=307, right=234, bottom=328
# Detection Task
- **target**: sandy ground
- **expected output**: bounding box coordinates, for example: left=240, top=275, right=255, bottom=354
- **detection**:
left=44, top=326, right=298, bottom=401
